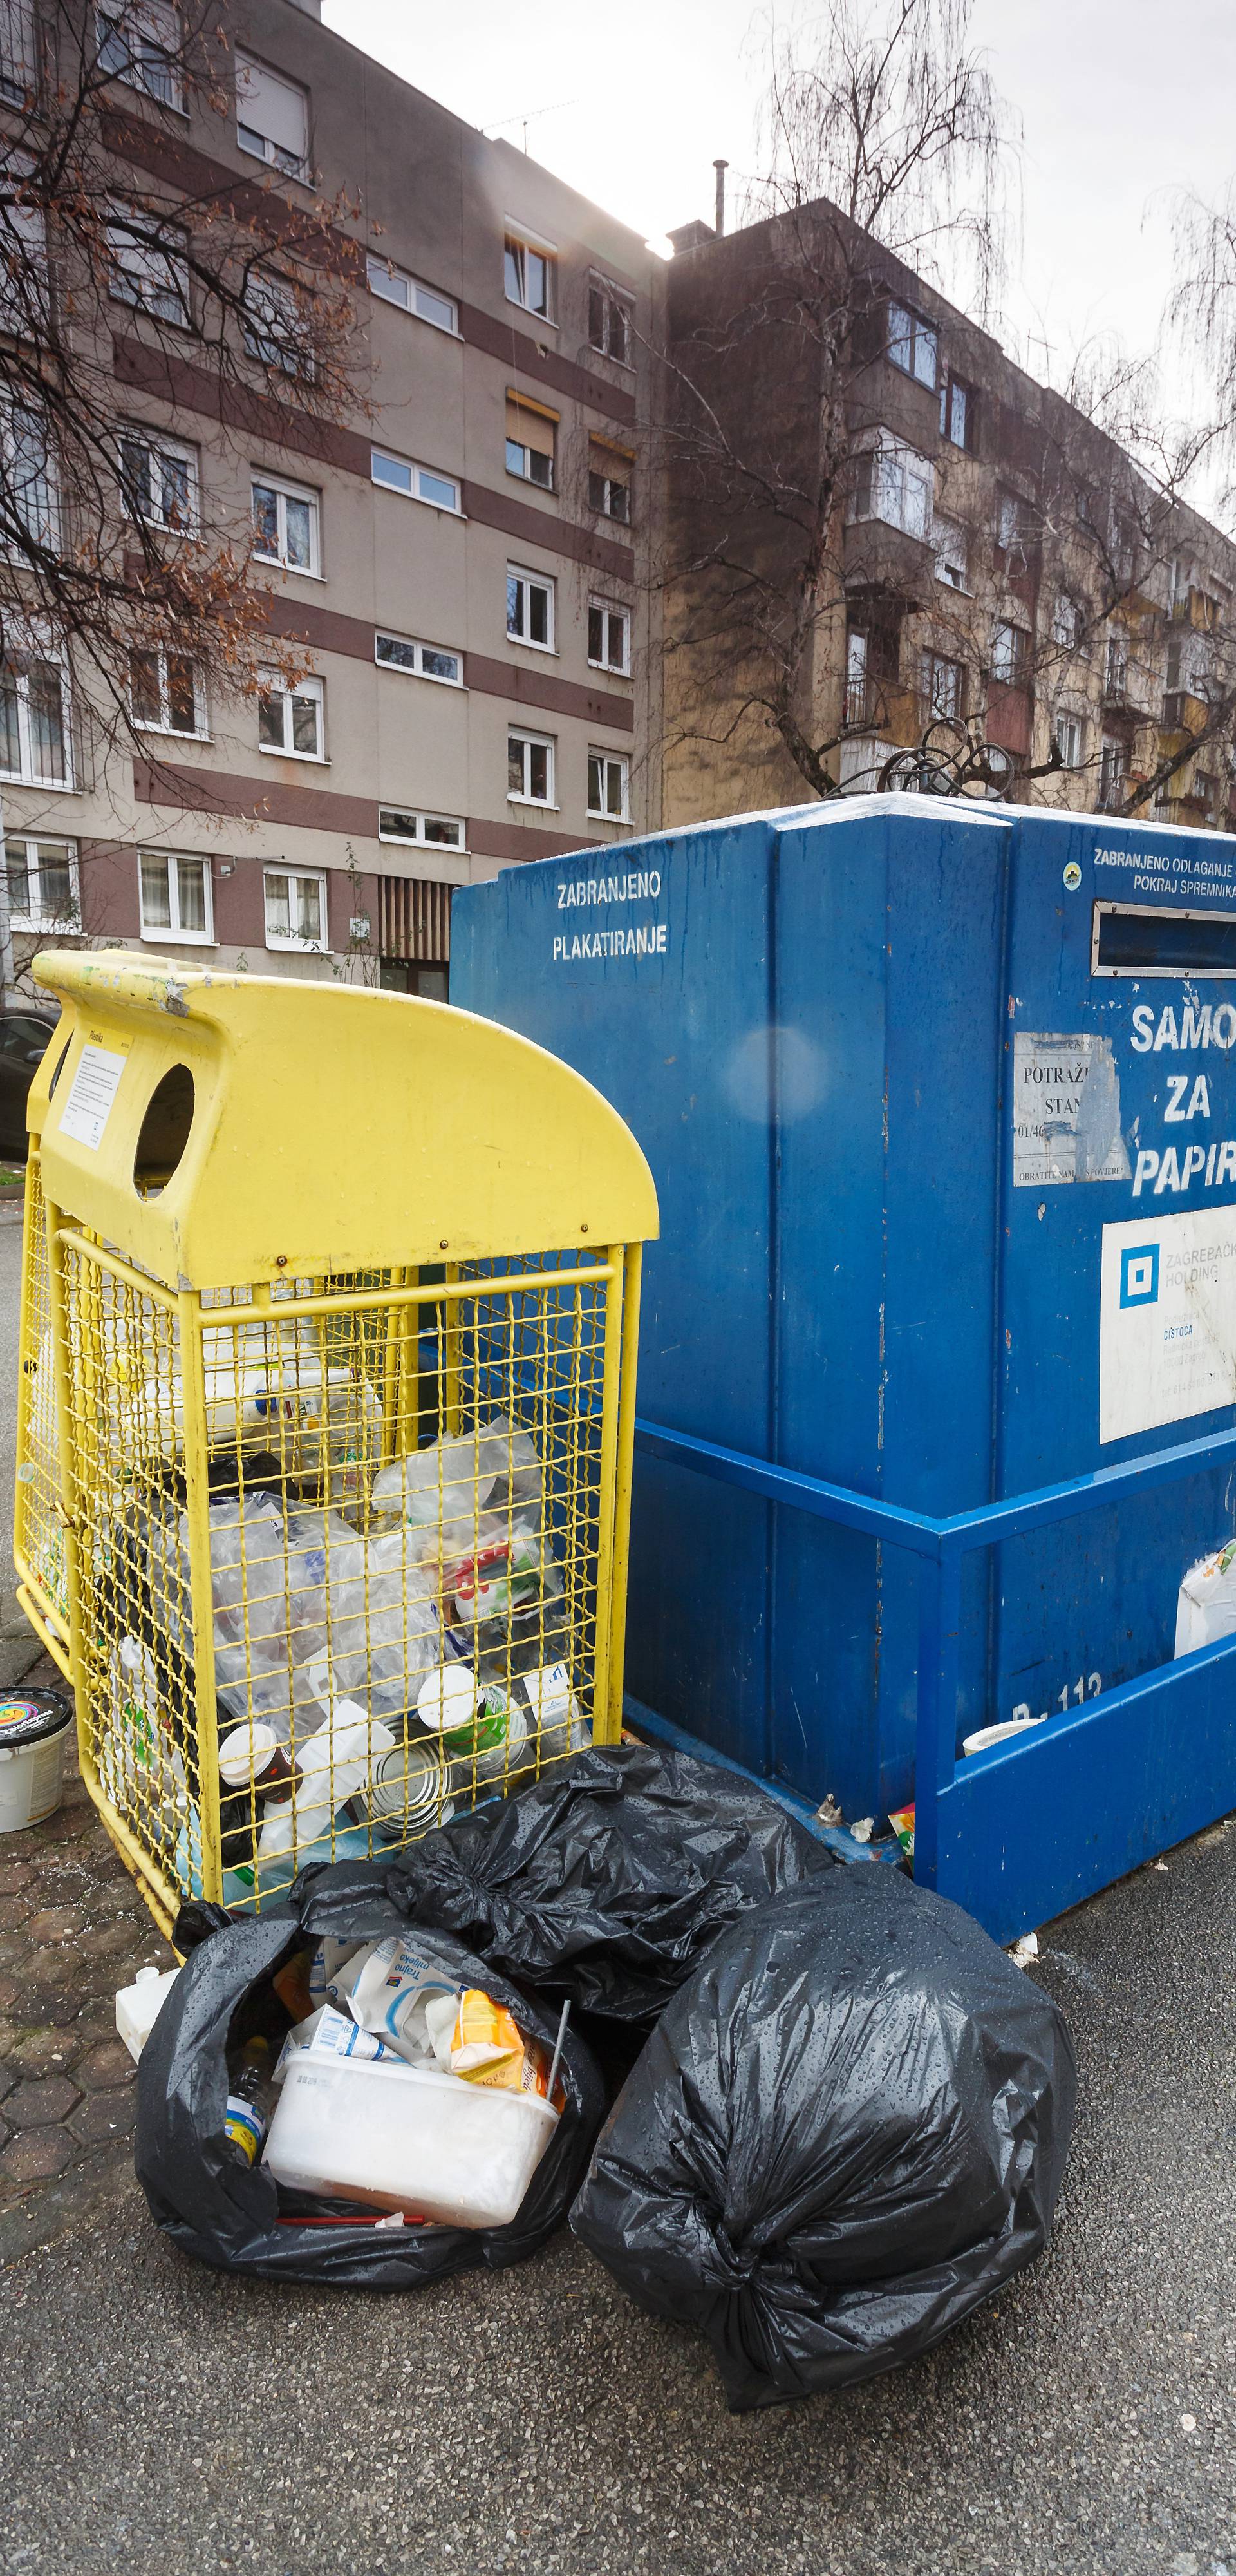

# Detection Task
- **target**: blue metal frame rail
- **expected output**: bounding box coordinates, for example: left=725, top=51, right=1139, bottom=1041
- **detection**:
left=632, top=1416, right=1236, bottom=1941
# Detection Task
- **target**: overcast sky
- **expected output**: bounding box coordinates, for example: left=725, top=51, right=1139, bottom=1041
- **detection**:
left=322, top=0, right=1236, bottom=400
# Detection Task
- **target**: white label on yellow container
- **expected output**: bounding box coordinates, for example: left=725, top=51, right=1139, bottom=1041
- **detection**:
left=58, top=1039, right=131, bottom=1151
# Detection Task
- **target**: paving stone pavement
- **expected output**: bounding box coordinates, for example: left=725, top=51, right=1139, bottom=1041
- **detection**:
left=0, top=1653, right=177, bottom=2266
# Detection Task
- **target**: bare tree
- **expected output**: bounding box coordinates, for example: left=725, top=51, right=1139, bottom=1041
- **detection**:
left=656, top=0, right=1018, bottom=808
left=0, top=0, right=364, bottom=954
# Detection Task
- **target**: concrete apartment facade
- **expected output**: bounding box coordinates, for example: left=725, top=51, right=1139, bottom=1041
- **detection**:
left=660, top=201, right=1236, bottom=834
left=5, top=0, right=657, bottom=995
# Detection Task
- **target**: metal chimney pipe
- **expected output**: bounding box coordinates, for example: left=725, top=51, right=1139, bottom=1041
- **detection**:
left=714, top=159, right=728, bottom=237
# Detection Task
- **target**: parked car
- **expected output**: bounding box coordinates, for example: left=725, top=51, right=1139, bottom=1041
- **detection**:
left=0, top=1002, right=60, bottom=1162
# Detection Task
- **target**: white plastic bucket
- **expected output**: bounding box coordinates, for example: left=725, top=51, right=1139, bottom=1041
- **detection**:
left=0, top=1690, right=74, bottom=1832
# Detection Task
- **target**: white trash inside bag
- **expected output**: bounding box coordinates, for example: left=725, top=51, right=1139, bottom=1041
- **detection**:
left=1175, top=1540, right=1236, bottom=1655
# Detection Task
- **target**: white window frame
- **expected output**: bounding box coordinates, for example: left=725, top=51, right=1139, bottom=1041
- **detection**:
left=503, top=227, right=557, bottom=324
left=0, top=647, right=71, bottom=789
left=106, top=198, right=189, bottom=326
left=507, top=727, right=556, bottom=808
left=263, top=866, right=330, bottom=954
left=507, top=564, right=555, bottom=653
left=5, top=835, right=79, bottom=931
left=138, top=849, right=213, bottom=946
left=118, top=424, right=197, bottom=531
left=0, top=5, right=38, bottom=108
left=588, top=275, right=632, bottom=366
left=3, top=400, right=58, bottom=555
left=1055, top=712, right=1084, bottom=769
left=505, top=435, right=554, bottom=491
left=932, top=516, right=968, bottom=593
left=374, top=630, right=464, bottom=688
left=587, top=596, right=631, bottom=675
left=258, top=670, right=324, bottom=762
left=129, top=645, right=207, bottom=738
left=886, top=299, right=938, bottom=390
left=235, top=49, right=309, bottom=182
left=370, top=448, right=462, bottom=515
left=1052, top=593, right=1082, bottom=652
left=243, top=270, right=313, bottom=381
left=95, top=4, right=185, bottom=112
left=989, top=618, right=1030, bottom=687
left=377, top=807, right=467, bottom=851
left=586, top=748, right=630, bottom=823
left=850, top=432, right=933, bottom=541
left=0, top=158, right=46, bottom=336
left=250, top=473, right=321, bottom=577
left=364, top=255, right=458, bottom=336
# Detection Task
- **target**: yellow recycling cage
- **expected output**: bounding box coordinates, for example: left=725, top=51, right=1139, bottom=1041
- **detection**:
left=14, top=951, right=657, bottom=1937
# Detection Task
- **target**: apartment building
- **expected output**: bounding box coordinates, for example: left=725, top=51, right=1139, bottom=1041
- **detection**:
left=3, top=0, right=657, bottom=994
left=660, top=198, right=1236, bottom=833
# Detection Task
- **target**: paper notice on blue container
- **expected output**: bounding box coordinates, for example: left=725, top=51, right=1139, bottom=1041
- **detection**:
left=1100, top=1208, right=1236, bottom=1441
left=1013, top=1034, right=1130, bottom=1186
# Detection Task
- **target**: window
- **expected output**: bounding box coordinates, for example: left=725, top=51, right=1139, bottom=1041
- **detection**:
left=1055, top=712, right=1084, bottom=768
left=264, top=867, right=328, bottom=952
left=995, top=488, right=1032, bottom=562
left=586, top=750, right=630, bottom=820
left=5, top=837, right=78, bottom=930
left=845, top=626, right=870, bottom=726
left=850, top=434, right=933, bottom=541
left=922, top=651, right=964, bottom=721
left=933, top=516, right=967, bottom=592
left=251, top=474, right=319, bottom=574
left=505, top=393, right=556, bottom=491
left=243, top=270, right=312, bottom=379
left=1052, top=594, right=1081, bottom=652
left=96, top=4, right=183, bottom=110
left=1098, top=737, right=1128, bottom=811
left=119, top=427, right=196, bottom=530
left=588, top=441, right=632, bottom=524
left=507, top=564, right=554, bottom=651
left=364, top=256, right=456, bottom=334
left=886, top=300, right=937, bottom=389
left=236, top=50, right=308, bottom=180
left=0, top=651, right=68, bottom=786
left=138, top=849, right=212, bottom=943
left=375, top=630, right=462, bottom=687
left=129, top=647, right=204, bottom=735
left=3, top=403, right=57, bottom=554
left=1105, top=632, right=1128, bottom=698
left=0, top=158, right=46, bottom=334
left=370, top=448, right=461, bottom=513
left=0, top=3, right=37, bottom=108
left=504, top=230, right=555, bottom=321
left=258, top=671, right=323, bottom=760
left=588, top=278, right=631, bottom=365
left=588, top=596, right=631, bottom=674
left=106, top=200, right=189, bottom=325
left=378, top=808, right=465, bottom=849
left=939, top=374, right=975, bottom=451
left=989, top=620, right=1030, bottom=686
left=507, top=728, right=554, bottom=806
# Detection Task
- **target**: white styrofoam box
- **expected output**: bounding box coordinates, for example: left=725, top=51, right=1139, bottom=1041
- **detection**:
left=261, top=2050, right=557, bottom=2225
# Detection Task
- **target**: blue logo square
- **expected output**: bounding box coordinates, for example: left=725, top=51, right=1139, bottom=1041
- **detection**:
left=1120, top=1244, right=1160, bottom=1308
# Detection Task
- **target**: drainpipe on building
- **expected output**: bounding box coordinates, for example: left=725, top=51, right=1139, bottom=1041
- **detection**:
left=714, top=160, right=728, bottom=237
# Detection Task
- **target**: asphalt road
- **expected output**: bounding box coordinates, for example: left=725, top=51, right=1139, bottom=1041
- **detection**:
left=0, top=1204, right=1233, bottom=2575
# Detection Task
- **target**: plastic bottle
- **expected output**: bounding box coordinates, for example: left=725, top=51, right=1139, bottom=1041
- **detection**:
left=225, top=2036, right=275, bottom=2164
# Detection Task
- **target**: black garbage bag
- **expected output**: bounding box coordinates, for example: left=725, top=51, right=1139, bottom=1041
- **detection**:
left=136, top=1871, right=606, bottom=2287
left=346, top=1743, right=833, bottom=2025
left=570, top=1867, right=1076, bottom=2410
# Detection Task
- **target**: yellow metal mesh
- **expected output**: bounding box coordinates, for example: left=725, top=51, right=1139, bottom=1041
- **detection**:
left=55, top=1235, right=617, bottom=1920
left=13, top=1154, right=70, bottom=1667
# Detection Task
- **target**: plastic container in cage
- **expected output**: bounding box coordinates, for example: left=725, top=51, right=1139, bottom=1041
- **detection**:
left=12, top=952, right=657, bottom=1935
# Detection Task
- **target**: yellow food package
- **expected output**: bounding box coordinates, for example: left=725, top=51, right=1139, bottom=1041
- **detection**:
left=449, top=1989, right=549, bottom=2094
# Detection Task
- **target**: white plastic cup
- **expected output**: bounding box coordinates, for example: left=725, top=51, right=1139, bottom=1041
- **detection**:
left=416, top=1663, right=478, bottom=1734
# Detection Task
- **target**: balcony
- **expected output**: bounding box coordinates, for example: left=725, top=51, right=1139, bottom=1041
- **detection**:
left=843, top=677, right=921, bottom=746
